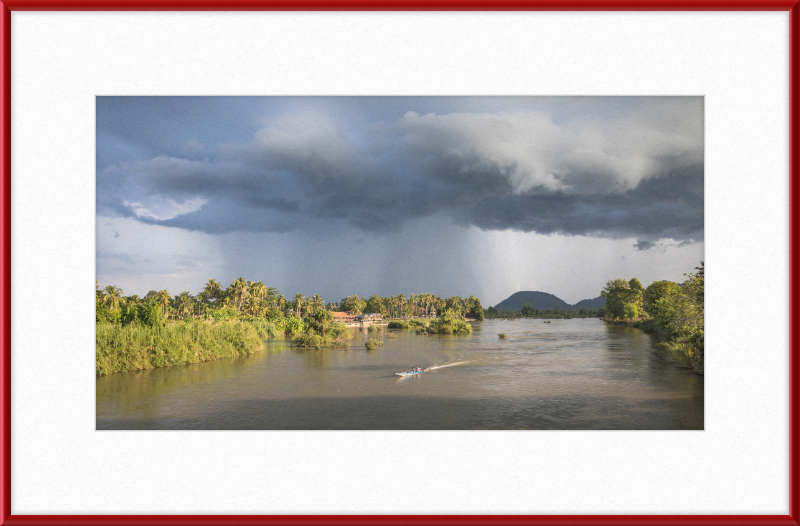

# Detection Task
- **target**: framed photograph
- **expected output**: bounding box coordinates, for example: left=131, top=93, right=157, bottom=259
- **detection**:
left=2, top=2, right=797, bottom=525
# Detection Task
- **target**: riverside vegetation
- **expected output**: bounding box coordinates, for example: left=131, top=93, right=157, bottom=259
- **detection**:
left=601, top=262, right=704, bottom=374
left=96, top=279, right=483, bottom=375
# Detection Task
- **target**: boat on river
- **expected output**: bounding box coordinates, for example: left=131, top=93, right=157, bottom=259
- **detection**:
left=395, top=370, right=424, bottom=376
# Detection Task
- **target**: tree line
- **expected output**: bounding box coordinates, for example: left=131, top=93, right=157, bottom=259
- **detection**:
left=484, top=305, right=604, bottom=319
left=339, top=293, right=484, bottom=321
left=601, top=262, right=704, bottom=373
left=96, top=278, right=484, bottom=326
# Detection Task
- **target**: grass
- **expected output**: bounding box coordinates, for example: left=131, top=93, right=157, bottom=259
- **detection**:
left=96, top=320, right=264, bottom=376
left=656, top=340, right=704, bottom=374
left=248, top=319, right=284, bottom=339
left=427, top=318, right=472, bottom=335
left=330, top=339, right=350, bottom=349
left=367, top=324, right=381, bottom=332
left=292, top=332, right=324, bottom=349
left=365, top=337, right=384, bottom=350
left=292, top=324, right=352, bottom=349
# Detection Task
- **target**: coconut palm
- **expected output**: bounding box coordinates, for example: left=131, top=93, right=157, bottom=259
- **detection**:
left=175, top=292, right=194, bottom=318
left=203, top=278, right=221, bottom=304
left=293, top=293, right=305, bottom=316
left=102, top=285, right=125, bottom=312
left=245, top=295, right=263, bottom=317
left=309, top=293, right=325, bottom=313
left=276, top=294, right=287, bottom=313
left=228, top=277, right=249, bottom=311
left=156, top=289, right=172, bottom=315
left=251, top=281, right=267, bottom=300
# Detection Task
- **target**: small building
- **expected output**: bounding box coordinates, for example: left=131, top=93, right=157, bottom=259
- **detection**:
left=332, top=311, right=355, bottom=323
left=355, top=313, right=384, bottom=323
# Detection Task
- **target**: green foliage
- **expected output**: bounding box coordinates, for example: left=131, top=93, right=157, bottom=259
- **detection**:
left=283, top=314, right=305, bottom=335
left=303, top=308, right=333, bottom=336
left=623, top=303, right=639, bottom=320
left=330, top=339, right=350, bottom=349
left=643, top=280, right=681, bottom=317
left=367, top=324, right=381, bottom=332
left=292, top=331, right=324, bottom=349
left=96, top=305, right=121, bottom=324
left=604, top=262, right=704, bottom=374
left=207, top=306, right=239, bottom=321
left=328, top=322, right=351, bottom=340
left=388, top=320, right=410, bottom=329
left=464, top=295, right=485, bottom=320
left=485, top=305, right=598, bottom=319
left=96, top=320, right=264, bottom=375
left=498, top=333, right=506, bottom=339
left=247, top=319, right=284, bottom=339
left=601, top=278, right=644, bottom=321
left=426, top=310, right=473, bottom=334
left=340, top=295, right=367, bottom=315
left=365, top=337, right=384, bottom=350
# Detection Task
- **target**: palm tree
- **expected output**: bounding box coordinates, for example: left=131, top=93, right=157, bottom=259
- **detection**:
left=203, top=278, right=221, bottom=304
left=102, top=285, right=125, bottom=312
left=310, top=293, right=324, bottom=313
left=228, top=277, right=249, bottom=311
left=156, top=289, right=172, bottom=315
left=265, top=287, right=279, bottom=307
left=293, top=293, right=305, bottom=316
left=175, top=292, right=194, bottom=318
left=245, top=295, right=262, bottom=317
left=251, top=281, right=267, bottom=300
left=276, top=294, right=287, bottom=314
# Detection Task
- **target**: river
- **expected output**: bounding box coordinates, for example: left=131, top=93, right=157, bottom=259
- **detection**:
left=96, top=318, right=703, bottom=430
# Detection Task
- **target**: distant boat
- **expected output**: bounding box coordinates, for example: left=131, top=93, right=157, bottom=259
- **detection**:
left=395, top=370, right=424, bottom=376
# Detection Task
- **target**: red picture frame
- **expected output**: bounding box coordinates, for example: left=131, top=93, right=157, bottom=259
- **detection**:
left=1, top=2, right=798, bottom=525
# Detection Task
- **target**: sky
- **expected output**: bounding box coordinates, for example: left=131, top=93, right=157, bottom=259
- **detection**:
left=96, top=96, right=704, bottom=306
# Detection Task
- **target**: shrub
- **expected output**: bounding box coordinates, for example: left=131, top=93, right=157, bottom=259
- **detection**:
left=427, top=317, right=472, bottom=334
left=292, top=331, right=323, bottom=349
left=498, top=333, right=506, bottom=339
left=96, top=320, right=263, bottom=375
left=365, top=337, right=384, bottom=350
left=248, top=319, right=283, bottom=339
left=388, top=320, right=409, bottom=329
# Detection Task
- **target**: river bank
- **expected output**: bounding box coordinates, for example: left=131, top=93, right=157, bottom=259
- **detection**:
left=604, top=318, right=703, bottom=374
left=97, top=318, right=703, bottom=430
left=96, top=320, right=266, bottom=375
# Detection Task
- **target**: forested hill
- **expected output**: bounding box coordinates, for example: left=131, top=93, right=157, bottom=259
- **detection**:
left=572, top=296, right=606, bottom=310
left=494, top=291, right=605, bottom=311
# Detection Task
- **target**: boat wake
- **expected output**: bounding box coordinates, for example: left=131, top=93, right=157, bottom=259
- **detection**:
left=425, top=361, right=471, bottom=372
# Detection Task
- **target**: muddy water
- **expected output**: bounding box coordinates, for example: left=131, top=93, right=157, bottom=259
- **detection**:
left=96, top=318, right=703, bottom=430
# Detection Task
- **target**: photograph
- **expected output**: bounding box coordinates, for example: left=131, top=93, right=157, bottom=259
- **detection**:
left=95, top=95, right=704, bottom=430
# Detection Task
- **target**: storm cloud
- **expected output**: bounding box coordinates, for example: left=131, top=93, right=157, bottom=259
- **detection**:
left=97, top=97, right=703, bottom=248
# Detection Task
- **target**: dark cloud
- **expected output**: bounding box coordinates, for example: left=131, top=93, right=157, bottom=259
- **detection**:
left=97, top=100, right=704, bottom=245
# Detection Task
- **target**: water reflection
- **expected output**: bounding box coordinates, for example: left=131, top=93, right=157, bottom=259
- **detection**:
left=97, top=318, right=703, bottom=430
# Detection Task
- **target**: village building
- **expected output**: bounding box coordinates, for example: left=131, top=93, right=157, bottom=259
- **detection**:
left=332, top=311, right=355, bottom=323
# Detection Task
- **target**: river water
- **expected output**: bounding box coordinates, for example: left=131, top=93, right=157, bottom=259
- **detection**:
left=96, top=318, right=703, bottom=430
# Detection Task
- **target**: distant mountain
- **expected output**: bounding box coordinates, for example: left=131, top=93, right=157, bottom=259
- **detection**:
left=572, top=296, right=606, bottom=310
left=494, top=291, right=605, bottom=311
